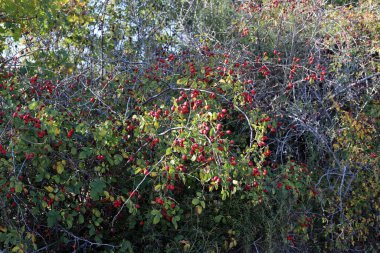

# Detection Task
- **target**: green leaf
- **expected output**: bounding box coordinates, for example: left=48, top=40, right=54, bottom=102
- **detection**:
left=66, top=215, right=73, bottom=229
left=79, top=151, right=87, bottom=160
left=153, top=216, right=160, bottom=224
left=90, top=179, right=106, bottom=200
left=28, top=101, right=38, bottom=110
left=214, top=215, right=223, bottom=223
left=92, top=208, right=101, bottom=217
left=165, top=148, right=172, bottom=155
left=114, top=154, right=123, bottom=165
left=71, top=147, right=77, bottom=155
left=78, top=214, right=84, bottom=224
left=192, top=198, right=200, bottom=205
left=15, top=182, right=23, bottom=193
left=172, top=218, right=178, bottom=229
left=47, top=210, right=60, bottom=227
left=120, top=240, right=134, bottom=253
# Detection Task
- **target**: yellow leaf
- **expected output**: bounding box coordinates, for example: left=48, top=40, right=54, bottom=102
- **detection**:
left=0, top=226, right=7, bottom=233
left=44, top=186, right=54, bottom=193
left=99, top=128, right=107, bottom=137
left=52, top=126, right=60, bottom=135
left=195, top=205, right=203, bottom=215
left=177, top=78, right=188, bottom=85
left=56, top=162, right=64, bottom=174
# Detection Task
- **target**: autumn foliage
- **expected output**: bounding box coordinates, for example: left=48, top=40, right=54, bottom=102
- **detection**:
left=0, top=0, right=379, bottom=252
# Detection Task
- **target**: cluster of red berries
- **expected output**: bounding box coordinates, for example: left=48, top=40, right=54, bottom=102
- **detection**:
left=0, top=144, right=6, bottom=155
left=29, top=76, right=57, bottom=95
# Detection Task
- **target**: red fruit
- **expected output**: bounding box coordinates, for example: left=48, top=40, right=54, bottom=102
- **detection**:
left=113, top=199, right=122, bottom=208
left=155, top=197, right=164, bottom=205
left=182, top=154, right=187, bottom=160
left=37, top=130, right=46, bottom=138
left=25, top=152, right=35, bottom=160
left=97, top=155, right=105, bottom=161
left=221, top=108, right=227, bottom=114
left=226, top=130, right=232, bottom=135
left=0, top=144, right=6, bottom=155
left=90, top=97, right=95, bottom=103
left=212, top=176, right=220, bottom=184
left=252, top=167, right=260, bottom=176
left=168, top=53, right=175, bottom=61
left=192, top=143, right=199, bottom=150
left=287, top=235, right=295, bottom=243
left=67, top=129, right=74, bottom=138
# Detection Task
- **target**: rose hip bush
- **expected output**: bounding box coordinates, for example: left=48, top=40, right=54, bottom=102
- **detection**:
left=1, top=0, right=379, bottom=252
left=0, top=47, right=319, bottom=252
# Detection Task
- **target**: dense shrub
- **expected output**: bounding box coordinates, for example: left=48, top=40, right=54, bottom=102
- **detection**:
left=0, top=0, right=378, bottom=252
